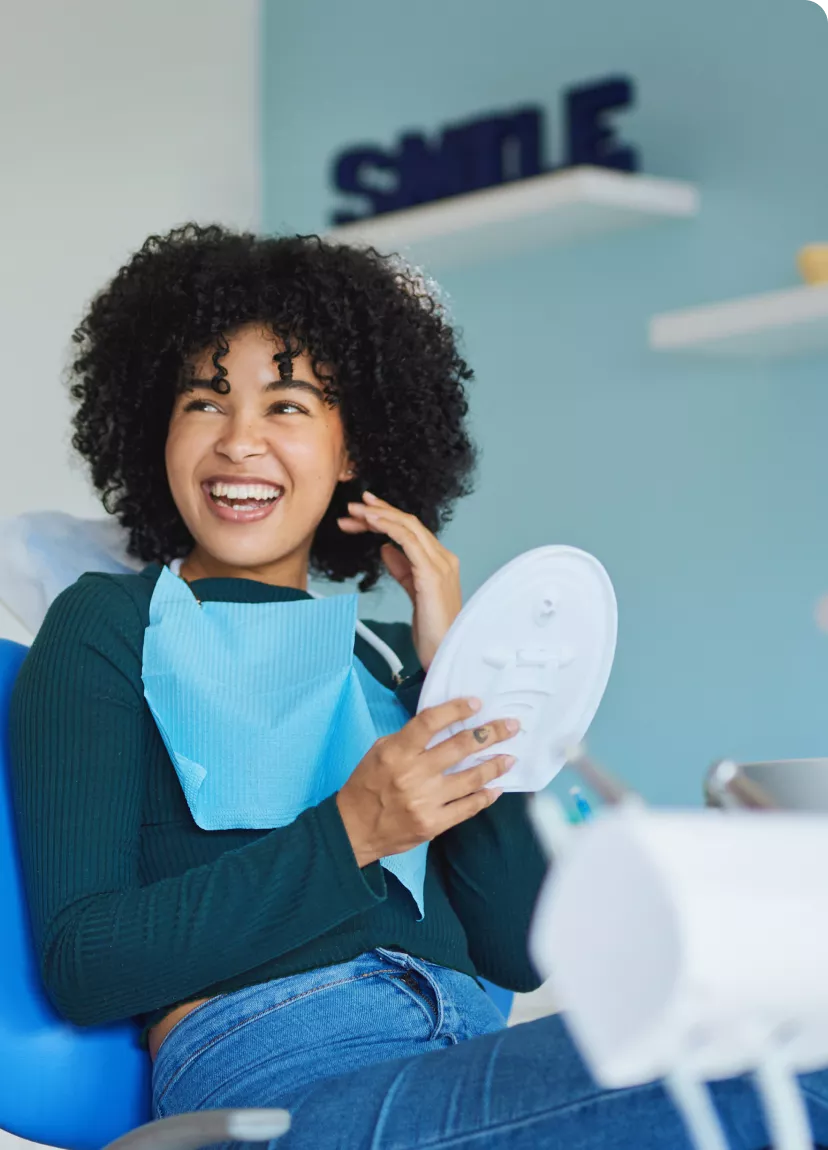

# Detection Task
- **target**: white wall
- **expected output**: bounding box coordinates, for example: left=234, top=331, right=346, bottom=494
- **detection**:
left=0, top=0, right=261, bottom=647
left=0, top=1, right=261, bottom=1143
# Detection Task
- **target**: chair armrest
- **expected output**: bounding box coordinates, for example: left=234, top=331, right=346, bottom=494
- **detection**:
left=103, top=1107, right=290, bottom=1150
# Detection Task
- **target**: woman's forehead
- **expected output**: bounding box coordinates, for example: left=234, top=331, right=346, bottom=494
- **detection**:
left=187, top=327, right=319, bottom=376
left=187, top=324, right=285, bottom=366
left=182, top=327, right=331, bottom=399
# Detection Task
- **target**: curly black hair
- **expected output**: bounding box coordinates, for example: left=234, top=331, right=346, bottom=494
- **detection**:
left=69, top=223, right=476, bottom=590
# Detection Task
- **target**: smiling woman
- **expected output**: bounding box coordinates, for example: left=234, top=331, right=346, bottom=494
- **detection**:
left=8, top=224, right=818, bottom=1149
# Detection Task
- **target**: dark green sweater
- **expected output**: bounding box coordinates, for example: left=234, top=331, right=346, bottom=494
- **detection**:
left=9, top=565, right=547, bottom=1042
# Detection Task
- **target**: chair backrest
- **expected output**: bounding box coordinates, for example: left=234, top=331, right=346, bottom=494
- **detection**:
left=479, top=979, right=513, bottom=1021
left=0, top=639, right=150, bottom=1150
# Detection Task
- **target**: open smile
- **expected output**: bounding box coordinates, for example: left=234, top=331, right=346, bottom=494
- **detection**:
left=201, top=479, right=285, bottom=523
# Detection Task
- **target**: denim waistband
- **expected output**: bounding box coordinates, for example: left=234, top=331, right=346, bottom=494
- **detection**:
left=151, top=949, right=506, bottom=1118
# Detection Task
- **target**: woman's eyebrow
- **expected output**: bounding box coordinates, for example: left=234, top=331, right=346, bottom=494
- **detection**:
left=185, top=377, right=326, bottom=401
left=264, top=378, right=326, bottom=400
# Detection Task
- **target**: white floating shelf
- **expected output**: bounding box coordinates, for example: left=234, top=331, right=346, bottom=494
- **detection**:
left=327, top=165, right=699, bottom=270
left=650, top=283, right=828, bottom=359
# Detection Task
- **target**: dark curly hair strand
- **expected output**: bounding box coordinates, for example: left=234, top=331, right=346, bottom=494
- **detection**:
left=69, top=224, right=476, bottom=591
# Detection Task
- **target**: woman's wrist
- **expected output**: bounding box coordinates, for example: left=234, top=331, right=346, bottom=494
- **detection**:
left=335, top=790, right=377, bottom=869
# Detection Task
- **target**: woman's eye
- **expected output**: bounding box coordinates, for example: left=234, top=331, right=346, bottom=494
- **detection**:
left=269, top=401, right=307, bottom=416
left=183, top=399, right=221, bottom=414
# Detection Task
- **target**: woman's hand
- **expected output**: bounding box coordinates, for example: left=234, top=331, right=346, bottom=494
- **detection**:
left=336, top=697, right=519, bottom=866
left=337, top=492, right=461, bottom=669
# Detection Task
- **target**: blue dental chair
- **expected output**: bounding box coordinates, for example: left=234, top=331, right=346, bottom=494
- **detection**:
left=0, top=639, right=289, bottom=1150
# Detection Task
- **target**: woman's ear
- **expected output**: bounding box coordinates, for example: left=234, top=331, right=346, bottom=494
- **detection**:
left=339, top=461, right=357, bottom=483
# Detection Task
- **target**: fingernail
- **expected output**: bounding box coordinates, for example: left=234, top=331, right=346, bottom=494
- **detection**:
left=506, top=719, right=521, bottom=734
left=503, top=755, right=517, bottom=768
left=468, top=697, right=482, bottom=712
left=363, top=491, right=378, bottom=502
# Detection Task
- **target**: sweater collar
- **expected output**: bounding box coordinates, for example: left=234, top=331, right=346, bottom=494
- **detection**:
left=142, top=563, right=313, bottom=605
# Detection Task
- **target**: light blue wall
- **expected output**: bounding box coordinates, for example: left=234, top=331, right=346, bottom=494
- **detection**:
left=262, top=0, right=828, bottom=805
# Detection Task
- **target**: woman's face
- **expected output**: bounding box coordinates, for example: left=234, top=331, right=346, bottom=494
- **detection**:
left=165, top=323, right=353, bottom=586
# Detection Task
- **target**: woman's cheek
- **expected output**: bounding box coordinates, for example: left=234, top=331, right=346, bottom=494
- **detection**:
left=282, top=438, right=338, bottom=490
left=165, top=425, right=208, bottom=518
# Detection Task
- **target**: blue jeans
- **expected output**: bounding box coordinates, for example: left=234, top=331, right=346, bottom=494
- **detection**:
left=151, top=948, right=828, bottom=1148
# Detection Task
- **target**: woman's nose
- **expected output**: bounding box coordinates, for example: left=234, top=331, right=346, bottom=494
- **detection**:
left=215, top=417, right=268, bottom=462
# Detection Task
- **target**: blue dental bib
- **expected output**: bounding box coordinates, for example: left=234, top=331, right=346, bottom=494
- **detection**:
left=142, top=566, right=427, bottom=916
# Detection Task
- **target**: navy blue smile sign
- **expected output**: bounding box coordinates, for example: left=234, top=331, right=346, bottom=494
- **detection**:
left=330, top=76, right=638, bottom=226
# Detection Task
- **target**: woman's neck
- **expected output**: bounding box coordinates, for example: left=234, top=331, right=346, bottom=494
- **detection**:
left=179, top=548, right=309, bottom=590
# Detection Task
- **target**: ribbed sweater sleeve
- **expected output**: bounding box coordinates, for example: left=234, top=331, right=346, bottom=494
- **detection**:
left=9, top=577, right=387, bottom=1026
left=435, top=794, right=549, bottom=993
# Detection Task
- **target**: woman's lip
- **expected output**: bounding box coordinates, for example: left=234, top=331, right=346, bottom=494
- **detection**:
left=201, top=485, right=283, bottom=524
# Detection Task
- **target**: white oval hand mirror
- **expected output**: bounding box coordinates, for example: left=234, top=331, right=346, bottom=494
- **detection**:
left=417, top=546, right=617, bottom=792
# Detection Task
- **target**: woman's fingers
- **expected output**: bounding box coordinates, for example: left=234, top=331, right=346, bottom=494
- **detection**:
left=358, top=510, right=437, bottom=582
left=362, top=492, right=439, bottom=543
left=441, top=754, right=515, bottom=802
left=438, top=786, right=502, bottom=834
left=423, top=718, right=520, bottom=774
left=338, top=493, right=462, bottom=672
left=396, top=697, right=482, bottom=755
left=380, top=542, right=416, bottom=599
left=337, top=509, right=430, bottom=568
left=336, top=516, right=371, bottom=534
left=345, top=496, right=449, bottom=567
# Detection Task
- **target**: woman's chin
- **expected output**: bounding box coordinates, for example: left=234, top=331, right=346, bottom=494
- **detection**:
left=188, top=524, right=308, bottom=579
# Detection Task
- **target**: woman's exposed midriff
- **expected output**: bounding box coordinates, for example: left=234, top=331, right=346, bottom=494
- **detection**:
left=148, top=997, right=215, bottom=1061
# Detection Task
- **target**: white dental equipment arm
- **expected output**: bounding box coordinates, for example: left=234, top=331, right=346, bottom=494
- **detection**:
left=529, top=759, right=828, bottom=1150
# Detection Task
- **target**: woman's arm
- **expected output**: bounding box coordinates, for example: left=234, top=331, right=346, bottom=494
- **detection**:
left=341, top=499, right=549, bottom=988
left=366, top=622, right=547, bottom=990
left=435, top=796, right=549, bottom=992
left=9, top=577, right=387, bottom=1027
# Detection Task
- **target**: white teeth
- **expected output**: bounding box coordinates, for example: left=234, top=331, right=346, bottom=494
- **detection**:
left=209, top=482, right=282, bottom=501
